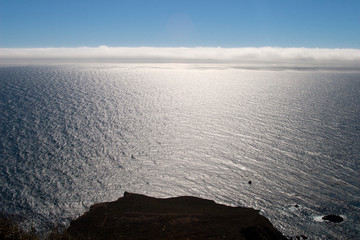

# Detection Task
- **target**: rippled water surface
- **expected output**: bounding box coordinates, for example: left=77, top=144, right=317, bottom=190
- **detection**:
left=1, top=64, right=359, bottom=239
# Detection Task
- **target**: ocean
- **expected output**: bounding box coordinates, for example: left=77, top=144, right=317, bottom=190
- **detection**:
left=0, top=63, right=359, bottom=239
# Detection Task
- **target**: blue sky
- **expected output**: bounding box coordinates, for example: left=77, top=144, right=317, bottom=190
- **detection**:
left=1, top=0, right=359, bottom=48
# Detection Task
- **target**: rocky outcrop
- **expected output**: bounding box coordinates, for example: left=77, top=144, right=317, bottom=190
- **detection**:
left=322, top=215, right=344, bottom=223
left=68, top=192, right=286, bottom=240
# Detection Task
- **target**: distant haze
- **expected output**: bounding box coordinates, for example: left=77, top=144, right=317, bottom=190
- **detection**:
left=1, top=47, right=360, bottom=70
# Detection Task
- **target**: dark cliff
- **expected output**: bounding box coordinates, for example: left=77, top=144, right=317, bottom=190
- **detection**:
left=68, top=192, right=286, bottom=240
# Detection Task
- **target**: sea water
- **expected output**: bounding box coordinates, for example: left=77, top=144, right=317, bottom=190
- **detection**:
left=0, top=64, right=359, bottom=239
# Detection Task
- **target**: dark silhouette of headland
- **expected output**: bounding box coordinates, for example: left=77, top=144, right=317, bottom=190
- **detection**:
left=67, top=192, right=287, bottom=240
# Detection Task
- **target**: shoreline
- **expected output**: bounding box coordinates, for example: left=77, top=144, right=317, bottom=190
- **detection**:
left=2, top=192, right=288, bottom=240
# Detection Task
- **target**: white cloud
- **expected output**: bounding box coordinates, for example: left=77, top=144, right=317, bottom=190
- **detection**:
left=1, top=46, right=359, bottom=70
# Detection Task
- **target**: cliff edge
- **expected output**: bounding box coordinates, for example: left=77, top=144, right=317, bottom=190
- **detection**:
left=67, top=192, right=286, bottom=240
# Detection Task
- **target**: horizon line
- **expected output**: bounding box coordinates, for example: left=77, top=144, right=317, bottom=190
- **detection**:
left=1, top=46, right=360, bottom=70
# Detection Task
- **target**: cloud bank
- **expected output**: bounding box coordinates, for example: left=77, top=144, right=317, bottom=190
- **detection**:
left=1, top=46, right=359, bottom=70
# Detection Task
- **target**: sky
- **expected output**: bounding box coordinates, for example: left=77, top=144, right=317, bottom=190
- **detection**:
left=0, top=0, right=360, bottom=68
left=1, top=0, right=359, bottom=48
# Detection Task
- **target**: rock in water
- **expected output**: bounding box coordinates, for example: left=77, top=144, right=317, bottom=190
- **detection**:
left=322, top=215, right=344, bottom=223
left=68, top=192, right=286, bottom=240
